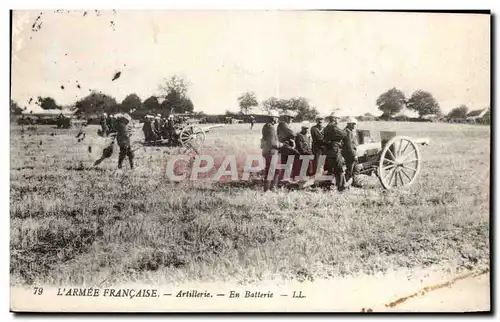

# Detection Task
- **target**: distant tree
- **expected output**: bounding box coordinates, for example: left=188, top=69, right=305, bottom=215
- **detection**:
left=225, top=110, right=238, bottom=117
left=447, top=104, right=469, bottom=118
left=142, top=96, right=161, bottom=114
left=10, top=100, right=22, bottom=115
left=158, top=76, right=194, bottom=114
left=37, top=96, right=61, bottom=110
left=121, top=93, right=142, bottom=113
left=287, top=97, right=319, bottom=121
left=376, top=88, right=406, bottom=117
left=238, top=92, right=259, bottom=115
left=406, top=90, right=441, bottom=117
left=261, top=97, right=291, bottom=114
left=158, top=75, right=189, bottom=98
left=162, top=91, right=194, bottom=114
left=75, top=91, right=117, bottom=115
left=262, top=97, right=280, bottom=114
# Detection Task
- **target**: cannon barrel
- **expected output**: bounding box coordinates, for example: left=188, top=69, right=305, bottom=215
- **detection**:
left=201, top=124, right=225, bottom=133
left=356, top=137, right=430, bottom=158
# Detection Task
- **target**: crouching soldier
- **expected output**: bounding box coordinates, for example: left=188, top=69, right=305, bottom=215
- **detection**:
left=343, top=117, right=362, bottom=188
left=116, top=114, right=134, bottom=169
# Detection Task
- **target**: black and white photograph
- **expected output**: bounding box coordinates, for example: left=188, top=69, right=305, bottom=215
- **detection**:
left=9, top=9, right=491, bottom=312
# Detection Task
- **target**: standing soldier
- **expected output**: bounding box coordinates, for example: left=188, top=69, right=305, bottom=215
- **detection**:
left=250, top=116, right=255, bottom=130
left=322, top=113, right=346, bottom=191
left=154, top=114, right=162, bottom=138
left=343, top=117, right=362, bottom=188
left=277, top=111, right=296, bottom=147
left=310, top=116, right=325, bottom=173
left=100, top=113, right=109, bottom=136
left=293, top=121, right=314, bottom=178
left=143, top=115, right=157, bottom=142
left=116, top=113, right=134, bottom=169
left=261, top=111, right=280, bottom=192
left=166, top=114, right=176, bottom=142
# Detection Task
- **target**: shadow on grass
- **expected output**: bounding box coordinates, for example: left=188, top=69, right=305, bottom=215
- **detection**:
left=65, top=165, right=107, bottom=172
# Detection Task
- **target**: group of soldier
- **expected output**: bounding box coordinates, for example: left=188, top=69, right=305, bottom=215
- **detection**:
left=261, top=111, right=361, bottom=192
left=142, top=114, right=176, bottom=143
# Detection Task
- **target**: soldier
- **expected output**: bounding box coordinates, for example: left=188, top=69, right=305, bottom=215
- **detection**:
left=343, top=117, right=362, bottom=188
left=106, top=114, right=116, bottom=134
left=250, top=116, right=255, bottom=130
left=293, top=121, right=314, bottom=178
left=142, top=115, right=156, bottom=142
left=322, top=114, right=346, bottom=191
left=261, top=111, right=280, bottom=192
left=100, top=113, right=109, bottom=136
left=277, top=111, right=296, bottom=148
left=310, top=116, right=325, bottom=173
left=153, top=114, right=162, bottom=138
left=166, top=114, right=176, bottom=142
left=295, top=121, right=312, bottom=155
left=115, top=113, right=134, bottom=169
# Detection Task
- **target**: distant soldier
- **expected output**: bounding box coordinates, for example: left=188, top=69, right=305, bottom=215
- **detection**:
left=323, top=114, right=346, bottom=191
left=115, top=113, right=134, bottom=169
left=100, top=113, right=109, bottom=136
left=153, top=114, right=162, bottom=138
left=343, top=117, right=362, bottom=188
left=166, top=114, right=176, bottom=142
left=261, top=111, right=280, bottom=192
left=142, top=115, right=157, bottom=142
left=250, top=116, right=255, bottom=130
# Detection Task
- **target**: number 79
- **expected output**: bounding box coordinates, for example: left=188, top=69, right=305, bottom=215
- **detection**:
left=33, top=287, right=43, bottom=295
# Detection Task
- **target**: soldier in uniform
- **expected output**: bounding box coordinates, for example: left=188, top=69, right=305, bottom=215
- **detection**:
left=322, top=114, right=346, bottom=191
left=153, top=114, right=162, bottom=138
left=107, top=114, right=116, bottom=134
left=261, top=111, right=280, bottom=191
left=250, top=116, right=255, bottom=130
left=295, top=121, right=312, bottom=155
left=277, top=111, right=296, bottom=148
left=343, top=117, right=362, bottom=188
left=166, top=114, right=176, bottom=143
left=116, top=113, right=134, bottom=169
left=142, top=115, right=156, bottom=142
left=100, top=113, right=109, bottom=136
left=310, top=116, right=325, bottom=173
left=293, top=121, right=314, bottom=178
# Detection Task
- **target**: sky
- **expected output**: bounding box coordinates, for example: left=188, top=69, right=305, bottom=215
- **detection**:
left=11, top=10, right=490, bottom=116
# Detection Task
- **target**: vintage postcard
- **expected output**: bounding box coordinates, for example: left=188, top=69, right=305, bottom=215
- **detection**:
left=10, top=9, right=491, bottom=312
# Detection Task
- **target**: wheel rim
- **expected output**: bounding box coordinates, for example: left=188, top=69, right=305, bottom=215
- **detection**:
left=179, top=125, right=205, bottom=153
left=378, top=136, right=421, bottom=190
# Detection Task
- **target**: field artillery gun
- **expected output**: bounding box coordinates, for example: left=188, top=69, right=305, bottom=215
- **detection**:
left=355, top=130, right=430, bottom=189
left=170, top=122, right=225, bottom=153
left=143, top=114, right=224, bottom=154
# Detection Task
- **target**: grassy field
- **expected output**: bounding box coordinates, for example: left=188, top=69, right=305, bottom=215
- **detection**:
left=10, top=121, right=490, bottom=287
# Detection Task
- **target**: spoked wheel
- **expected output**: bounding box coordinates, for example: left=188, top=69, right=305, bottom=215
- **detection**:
left=378, top=136, right=421, bottom=190
left=179, top=125, right=206, bottom=154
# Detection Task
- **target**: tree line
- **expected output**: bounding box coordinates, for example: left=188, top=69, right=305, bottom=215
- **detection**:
left=236, top=92, right=320, bottom=122
left=10, top=78, right=486, bottom=123
left=10, top=76, right=195, bottom=118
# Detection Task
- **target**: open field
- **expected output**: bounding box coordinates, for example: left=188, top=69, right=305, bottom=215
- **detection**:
left=10, top=121, right=490, bottom=287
